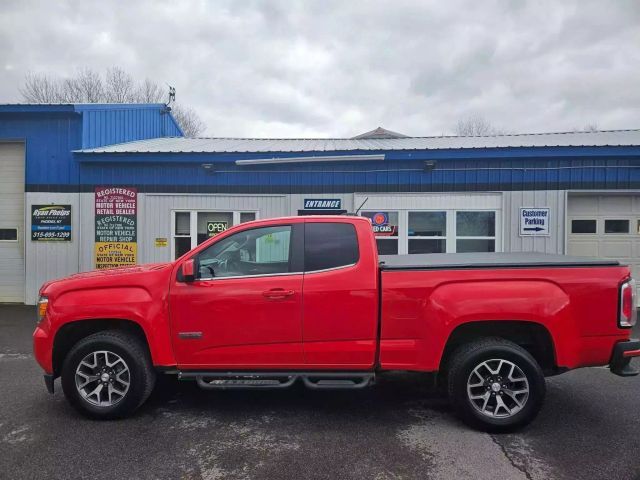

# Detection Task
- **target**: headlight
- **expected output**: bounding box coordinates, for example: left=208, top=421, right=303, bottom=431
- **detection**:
left=37, top=296, right=48, bottom=323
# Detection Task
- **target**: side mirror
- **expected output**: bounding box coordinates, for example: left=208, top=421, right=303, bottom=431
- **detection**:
left=182, top=259, right=195, bottom=282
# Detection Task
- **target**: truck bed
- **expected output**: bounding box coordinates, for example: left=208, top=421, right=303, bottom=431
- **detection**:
left=379, top=252, right=620, bottom=270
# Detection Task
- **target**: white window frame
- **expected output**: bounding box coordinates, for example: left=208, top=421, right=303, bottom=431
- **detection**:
left=407, top=210, right=448, bottom=254
left=170, top=209, right=259, bottom=260
left=0, top=227, right=19, bottom=243
left=454, top=210, right=498, bottom=253
left=360, top=208, right=501, bottom=254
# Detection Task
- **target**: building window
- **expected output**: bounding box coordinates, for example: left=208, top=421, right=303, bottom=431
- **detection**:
left=172, top=210, right=258, bottom=260
left=361, top=211, right=399, bottom=255
left=0, top=228, right=18, bottom=241
left=455, top=211, right=496, bottom=253
left=408, top=211, right=446, bottom=254
left=604, top=219, right=629, bottom=234
left=571, top=219, right=597, bottom=234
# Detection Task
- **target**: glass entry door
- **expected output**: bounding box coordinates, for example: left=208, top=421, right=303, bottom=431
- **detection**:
left=172, top=210, right=257, bottom=260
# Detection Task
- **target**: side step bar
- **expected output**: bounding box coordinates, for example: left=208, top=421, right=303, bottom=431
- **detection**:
left=179, top=371, right=375, bottom=390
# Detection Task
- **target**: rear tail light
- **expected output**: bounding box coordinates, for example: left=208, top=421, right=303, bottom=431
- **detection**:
left=619, top=279, right=637, bottom=328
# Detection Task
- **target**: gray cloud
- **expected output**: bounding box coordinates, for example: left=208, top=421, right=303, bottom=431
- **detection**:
left=1, top=0, right=639, bottom=137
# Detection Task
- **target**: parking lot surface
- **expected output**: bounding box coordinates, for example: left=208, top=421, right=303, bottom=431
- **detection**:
left=1, top=305, right=639, bottom=480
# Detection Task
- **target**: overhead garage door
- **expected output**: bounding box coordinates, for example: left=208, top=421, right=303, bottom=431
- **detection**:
left=0, top=143, right=25, bottom=302
left=567, top=194, right=640, bottom=294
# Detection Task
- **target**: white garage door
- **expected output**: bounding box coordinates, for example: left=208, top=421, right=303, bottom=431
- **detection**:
left=0, top=143, right=25, bottom=302
left=567, top=194, right=640, bottom=291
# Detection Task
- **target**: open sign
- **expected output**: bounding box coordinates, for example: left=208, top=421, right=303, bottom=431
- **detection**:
left=207, top=221, right=228, bottom=237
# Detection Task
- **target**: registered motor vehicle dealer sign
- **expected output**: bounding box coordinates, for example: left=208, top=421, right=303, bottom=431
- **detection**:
left=519, top=208, right=550, bottom=236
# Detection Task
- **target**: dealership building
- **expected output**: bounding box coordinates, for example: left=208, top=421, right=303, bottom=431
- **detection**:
left=2, top=103, right=640, bottom=304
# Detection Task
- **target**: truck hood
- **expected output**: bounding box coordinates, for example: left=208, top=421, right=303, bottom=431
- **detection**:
left=39, top=263, right=173, bottom=297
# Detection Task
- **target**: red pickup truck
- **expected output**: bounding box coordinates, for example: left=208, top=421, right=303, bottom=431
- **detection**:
left=33, top=215, right=639, bottom=431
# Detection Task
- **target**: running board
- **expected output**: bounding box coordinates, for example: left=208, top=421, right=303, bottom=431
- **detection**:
left=179, top=371, right=375, bottom=391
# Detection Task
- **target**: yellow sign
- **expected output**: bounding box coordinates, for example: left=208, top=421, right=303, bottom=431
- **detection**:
left=95, top=242, right=137, bottom=269
left=155, top=237, right=168, bottom=247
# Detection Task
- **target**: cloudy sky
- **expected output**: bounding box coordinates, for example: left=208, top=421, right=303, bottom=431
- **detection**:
left=1, top=0, right=639, bottom=137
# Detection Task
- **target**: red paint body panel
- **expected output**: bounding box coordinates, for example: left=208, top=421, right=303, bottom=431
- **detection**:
left=379, top=266, right=631, bottom=371
left=301, top=216, right=379, bottom=367
left=33, top=215, right=634, bottom=379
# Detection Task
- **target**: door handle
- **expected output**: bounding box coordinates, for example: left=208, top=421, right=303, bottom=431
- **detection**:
left=262, top=288, right=295, bottom=299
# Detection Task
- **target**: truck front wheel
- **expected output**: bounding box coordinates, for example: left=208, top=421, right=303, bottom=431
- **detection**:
left=447, top=337, right=546, bottom=432
left=61, top=331, right=156, bottom=419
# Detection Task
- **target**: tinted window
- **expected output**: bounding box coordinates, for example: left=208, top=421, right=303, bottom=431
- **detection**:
left=571, top=220, right=596, bottom=234
left=604, top=219, right=629, bottom=234
left=376, top=238, right=398, bottom=255
left=409, top=239, right=446, bottom=254
left=408, top=211, right=446, bottom=236
left=196, top=225, right=291, bottom=279
left=305, top=223, right=359, bottom=271
left=456, top=239, right=496, bottom=253
left=0, top=229, right=17, bottom=241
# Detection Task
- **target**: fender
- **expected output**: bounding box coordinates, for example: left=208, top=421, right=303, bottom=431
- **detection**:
left=44, top=285, right=177, bottom=371
left=380, top=276, right=575, bottom=371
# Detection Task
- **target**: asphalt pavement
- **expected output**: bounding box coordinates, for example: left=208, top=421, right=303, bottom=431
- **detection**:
left=1, top=305, right=639, bottom=480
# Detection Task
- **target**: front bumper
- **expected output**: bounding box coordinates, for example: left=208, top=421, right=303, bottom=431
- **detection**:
left=610, top=339, right=640, bottom=377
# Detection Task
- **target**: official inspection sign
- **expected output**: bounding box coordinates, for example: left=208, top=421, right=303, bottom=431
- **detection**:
left=519, top=208, right=550, bottom=236
left=94, top=187, right=137, bottom=268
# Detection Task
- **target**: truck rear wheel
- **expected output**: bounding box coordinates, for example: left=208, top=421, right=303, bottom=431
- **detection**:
left=61, top=330, right=155, bottom=419
left=447, top=337, right=545, bottom=432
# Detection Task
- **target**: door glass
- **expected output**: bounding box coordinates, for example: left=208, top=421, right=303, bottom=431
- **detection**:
left=175, top=212, right=190, bottom=235
left=197, top=212, right=233, bottom=244
left=174, top=237, right=192, bottom=259
left=408, top=212, right=446, bottom=236
left=197, top=225, right=292, bottom=279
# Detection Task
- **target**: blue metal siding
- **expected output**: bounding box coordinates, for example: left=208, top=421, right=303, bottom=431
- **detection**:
left=0, top=112, right=82, bottom=187
left=78, top=105, right=182, bottom=149
left=0, top=104, right=182, bottom=190
left=73, top=153, right=640, bottom=194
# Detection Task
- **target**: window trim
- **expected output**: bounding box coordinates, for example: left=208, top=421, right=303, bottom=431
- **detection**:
left=570, top=219, right=598, bottom=235
left=0, top=227, right=18, bottom=243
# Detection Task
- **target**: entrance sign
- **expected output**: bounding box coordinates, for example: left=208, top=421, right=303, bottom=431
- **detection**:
left=94, top=187, right=138, bottom=268
left=519, top=208, right=550, bottom=236
left=31, top=205, right=72, bottom=241
left=303, top=199, right=342, bottom=210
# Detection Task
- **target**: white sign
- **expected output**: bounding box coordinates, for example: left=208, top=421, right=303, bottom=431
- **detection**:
left=519, top=208, right=550, bottom=236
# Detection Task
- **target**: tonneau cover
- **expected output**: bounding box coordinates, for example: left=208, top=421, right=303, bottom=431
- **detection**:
left=379, top=252, right=620, bottom=270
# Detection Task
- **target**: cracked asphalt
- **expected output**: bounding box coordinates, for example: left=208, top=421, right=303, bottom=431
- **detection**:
left=1, top=305, right=639, bottom=480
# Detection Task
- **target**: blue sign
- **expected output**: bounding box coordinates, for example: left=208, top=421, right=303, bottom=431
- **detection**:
left=303, top=199, right=342, bottom=210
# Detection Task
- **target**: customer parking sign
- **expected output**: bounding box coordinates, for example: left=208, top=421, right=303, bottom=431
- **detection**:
left=519, top=208, right=550, bottom=236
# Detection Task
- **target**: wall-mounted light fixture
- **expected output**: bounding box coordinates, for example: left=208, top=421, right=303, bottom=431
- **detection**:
left=201, top=163, right=214, bottom=174
left=424, top=160, right=437, bottom=171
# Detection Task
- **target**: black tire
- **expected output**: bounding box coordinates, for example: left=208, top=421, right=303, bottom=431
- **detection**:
left=447, top=337, right=546, bottom=432
left=61, top=330, right=156, bottom=420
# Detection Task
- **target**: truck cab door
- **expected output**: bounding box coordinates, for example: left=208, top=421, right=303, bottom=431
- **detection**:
left=169, top=223, right=305, bottom=369
left=301, top=220, right=379, bottom=369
